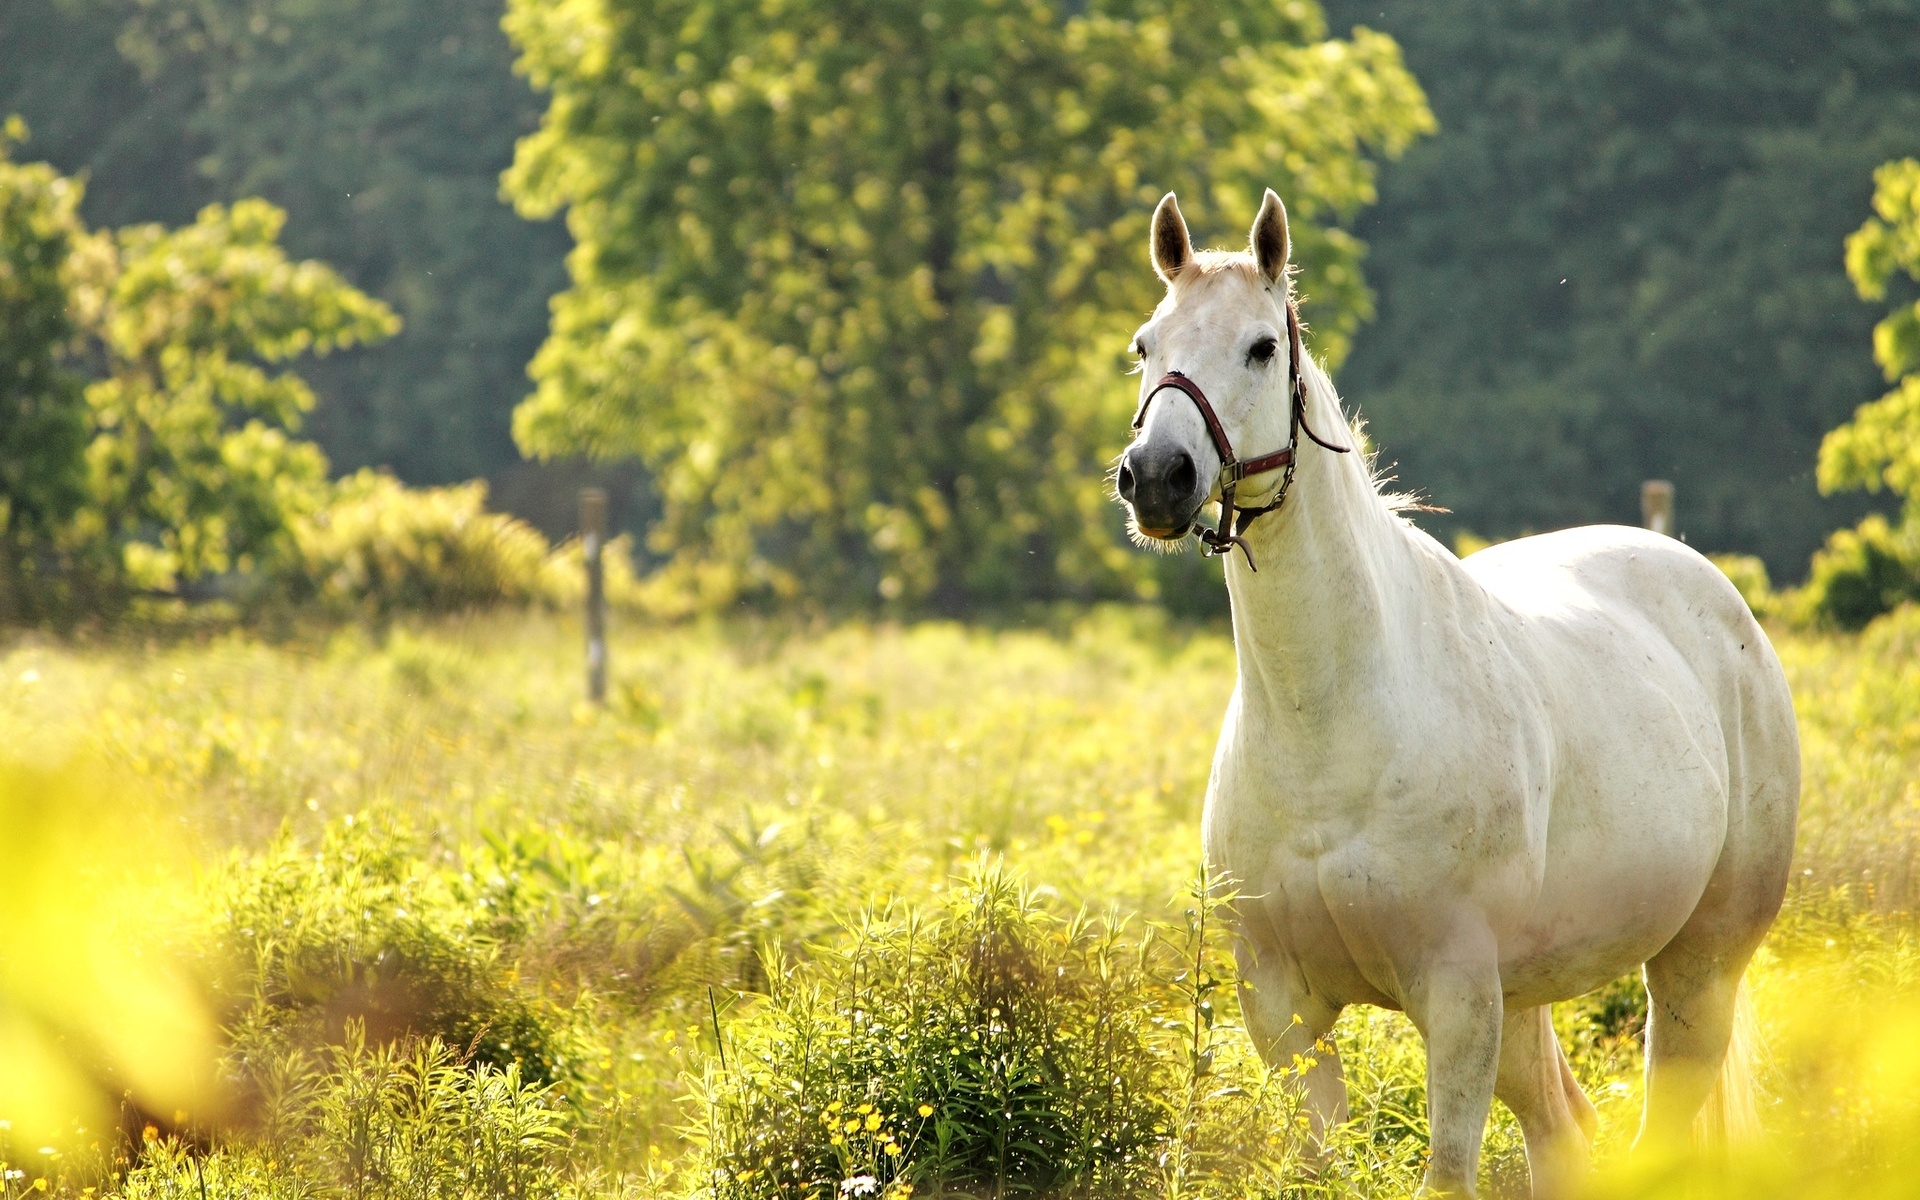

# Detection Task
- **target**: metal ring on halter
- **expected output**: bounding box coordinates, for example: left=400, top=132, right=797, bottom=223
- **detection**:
left=1130, top=299, right=1350, bottom=570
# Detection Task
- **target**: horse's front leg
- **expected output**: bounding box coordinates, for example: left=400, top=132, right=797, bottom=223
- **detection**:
left=1234, top=937, right=1347, bottom=1149
left=1403, top=927, right=1504, bottom=1198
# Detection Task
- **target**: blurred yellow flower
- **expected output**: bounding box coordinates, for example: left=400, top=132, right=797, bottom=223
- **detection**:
left=0, top=760, right=217, bottom=1145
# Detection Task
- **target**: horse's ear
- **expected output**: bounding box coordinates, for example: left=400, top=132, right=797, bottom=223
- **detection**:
left=1251, top=188, right=1290, bottom=286
left=1151, top=192, right=1192, bottom=284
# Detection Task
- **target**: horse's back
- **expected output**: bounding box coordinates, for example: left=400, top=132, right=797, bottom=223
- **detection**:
left=1462, top=523, right=1797, bottom=801
left=1461, top=526, right=1779, bottom=701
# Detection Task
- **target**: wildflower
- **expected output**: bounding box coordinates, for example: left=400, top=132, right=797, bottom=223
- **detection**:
left=839, top=1175, right=879, bottom=1196
left=885, top=1142, right=902, bottom=1157
left=142, top=1125, right=159, bottom=1144
left=827, top=1101, right=844, bottom=1113
left=865, top=1113, right=882, bottom=1131
left=844, top=1118, right=861, bottom=1134
left=916, top=1104, right=933, bottom=1118
left=855, top=1103, right=873, bottom=1115
left=830, top=1135, right=845, bottom=1146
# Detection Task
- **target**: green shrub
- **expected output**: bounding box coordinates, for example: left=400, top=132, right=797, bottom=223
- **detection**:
left=1708, top=553, right=1774, bottom=618
left=209, top=816, right=566, bottom=1087
left=1795, top=513, right=1920, bottom=630
left=124, top=1032, right=567, bottom=1200
left=287, top=470, right=555, bottom=615
left=687, top=863, right=1312, bottom=1200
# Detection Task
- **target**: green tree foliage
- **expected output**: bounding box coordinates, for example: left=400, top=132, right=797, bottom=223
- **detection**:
left=0, top=118, right=90, bottom=619
left=1795, top=159, right=1920, bottom=629
left=1823, top=159, right=1920, bottom=508
left=1320, top=0, right=1920, bottom=578
left=505, top=0, right=1431, bottom=611
left=69, top=198, right=399, bottom=593
left=0, top=0, right=567, bottom=486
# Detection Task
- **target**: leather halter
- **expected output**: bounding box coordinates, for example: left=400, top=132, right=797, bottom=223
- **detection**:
left=1129, top=298, right=1351, bottom=570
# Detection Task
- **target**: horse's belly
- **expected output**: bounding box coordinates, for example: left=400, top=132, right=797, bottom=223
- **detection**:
left=1497, top=713, right=1731, bottom=1004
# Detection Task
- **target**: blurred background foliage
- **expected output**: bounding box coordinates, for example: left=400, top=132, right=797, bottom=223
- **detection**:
left=1321, top=0, right=1920, bottom=580
left=0, top=0, right=570, bottom=488
left=5, top=0, right=1920, bottom=616
left=503, top=0, right=1430, bottom=611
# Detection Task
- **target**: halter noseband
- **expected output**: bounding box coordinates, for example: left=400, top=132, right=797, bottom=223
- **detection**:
left=1129, top=299, right=1351, bottom=571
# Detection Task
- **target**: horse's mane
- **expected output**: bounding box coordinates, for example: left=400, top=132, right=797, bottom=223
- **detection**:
left=1298, top=355, right=1428, bottom=516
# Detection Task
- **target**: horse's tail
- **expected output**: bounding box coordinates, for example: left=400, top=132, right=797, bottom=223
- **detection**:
left=1694, top=982, right=1762, bottom=1146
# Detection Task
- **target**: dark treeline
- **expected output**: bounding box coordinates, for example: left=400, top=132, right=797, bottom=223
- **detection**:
left=0, top=0, right=567, bottom=494
left=7, top=0, right=1917, bottom=581
left=1324, top=0, right=1920, bottom=577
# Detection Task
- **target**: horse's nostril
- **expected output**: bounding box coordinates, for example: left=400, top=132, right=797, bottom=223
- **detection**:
left=1167, top=451, right=1197, bottom=499
left=1116, top=458, right=1137, bottom=503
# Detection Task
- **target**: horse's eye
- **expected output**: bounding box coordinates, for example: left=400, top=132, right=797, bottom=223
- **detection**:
left=1249, top=336, right=1279, bottom=364
left=1130, top=340, right=1146, bottom=359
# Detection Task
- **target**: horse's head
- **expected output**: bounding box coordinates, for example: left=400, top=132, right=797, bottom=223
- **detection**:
left=1116, top=190, right=1298, bottom=545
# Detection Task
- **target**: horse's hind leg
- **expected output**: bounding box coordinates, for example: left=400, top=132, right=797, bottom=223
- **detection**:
left=1495, top=1005, right=1596, bottom=1199
left=1636, top=944, right=1751, bottom=1151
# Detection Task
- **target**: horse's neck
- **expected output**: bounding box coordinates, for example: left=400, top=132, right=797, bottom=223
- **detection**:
left=1224, top=366, right=1421, bottom=728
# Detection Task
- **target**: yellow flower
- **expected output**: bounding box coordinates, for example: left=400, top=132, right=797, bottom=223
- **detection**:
left=916, top=1104, right=934, bottom=1118
left=830, top=1135, right=845, bottom=1146
left=865, top=1113, right=883, bottom=1131
left=844, top=1119, right=861, bottom=1134
left=855, top=1103, right=874, bottom=1115
left=885, top=1143, right=902, bottom=1157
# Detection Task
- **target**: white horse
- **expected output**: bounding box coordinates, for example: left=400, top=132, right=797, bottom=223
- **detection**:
left=1115, top=190, right=1799, bottom=1198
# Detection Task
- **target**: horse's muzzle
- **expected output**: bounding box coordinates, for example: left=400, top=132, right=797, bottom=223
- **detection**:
left=1117, top=442, right=1204, bottom=538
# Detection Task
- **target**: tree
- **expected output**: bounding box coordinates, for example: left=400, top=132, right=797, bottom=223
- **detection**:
left=504, top=0, right=1431, bottom=612
left=0, top=118, right=90, bottom=619
left=1, top=0, right=568, bottom=487
left=1822, top=158, right=1920, bottom=511
left=1320, top=0, right=1920, bottom=577
left=68, top=198, right=399, bottom=596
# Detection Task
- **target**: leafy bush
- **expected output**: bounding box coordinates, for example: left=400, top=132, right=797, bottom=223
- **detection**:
left=209, top=816, right=566, bottom=1088
left=1709, top=553, right=1775, bottom=618
left=1793, top=513, right=1920, bottom=630
left=688, top=864, right=1311, bottom=1200
left=123, top=1032, right=567, bottom=1200
left=287, top=471, right=556, bottom=616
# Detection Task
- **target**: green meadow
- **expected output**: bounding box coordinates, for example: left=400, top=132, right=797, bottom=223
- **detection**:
left=2, top=606, right=1917, bottom=1199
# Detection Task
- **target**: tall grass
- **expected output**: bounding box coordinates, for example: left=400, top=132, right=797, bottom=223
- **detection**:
left=0, top=605, right=1917, bottom=1197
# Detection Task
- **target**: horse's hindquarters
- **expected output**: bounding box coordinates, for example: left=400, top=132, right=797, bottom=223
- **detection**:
left=1468, top=527, right=1799, bottom=1007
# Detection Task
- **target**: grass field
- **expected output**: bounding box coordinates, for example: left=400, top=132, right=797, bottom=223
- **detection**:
left=2, top=606, right=1919, bottom=1199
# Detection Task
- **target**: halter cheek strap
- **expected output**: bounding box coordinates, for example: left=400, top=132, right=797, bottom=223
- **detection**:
left=1129, top=299, right=1351, bottom=571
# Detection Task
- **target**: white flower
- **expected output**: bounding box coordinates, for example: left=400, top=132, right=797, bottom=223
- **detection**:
left=839, top=1176, right=880, bottom=1196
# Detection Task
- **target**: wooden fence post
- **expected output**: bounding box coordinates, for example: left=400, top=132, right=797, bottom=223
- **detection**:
left=580, top=488, right=608, bottom=704
left=1641, top=479, right=1674, bottom=537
